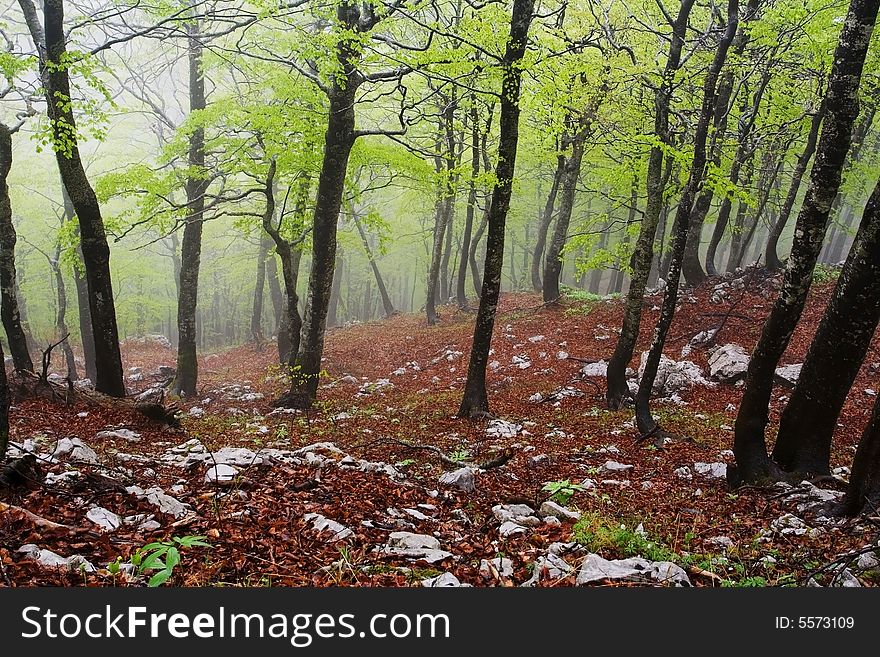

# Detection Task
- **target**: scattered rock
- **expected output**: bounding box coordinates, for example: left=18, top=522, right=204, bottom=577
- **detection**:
left=693, top=462, right=727, bottom=479
left=125, top=485, right=192, bottom=518
left=576, top=554, right=690, bottom=587
left=205, top=464, right=239, bottom=484
left=499, top=521, right=528, bottom=538
left=480, top=557, right=514, bottom=578
left=86, top=507, right=122, bottom=532
left=96, top=428, right=141, bottom=443
left=674, top=467, right=692, bottom=480
left=53, top=437, right=99, bottom=464
left=378, top=532, right=452, bottom=563
left=601, top=460, right=633, bottom=473
left=486, top=419, right=522, bottom=438
left=17, top=545, right=95, bottom=573
left=439, top=467, right=476, bottom=493
left=539, top=501, right=581, bottom=522
left=707, top=344, right=750, bottom=383
left=422, top=573, right=469, bottom=587
left=638, top=352, right=713, bottom=396
left=774, top=364, right=802, bottom=388
left=304, top=513, right=353, bottom=541
left=770, top=513, right=809, bottom=536
left=706, top=536, right=734, bottom=550
left=581, top=360, right=608, bottom=377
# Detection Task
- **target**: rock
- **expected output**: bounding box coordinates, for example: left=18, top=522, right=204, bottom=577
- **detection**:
left=638, top=352, right=712, bottom=395
left=480, top=557, right=514, bottom=578
left=601, top=460, right=633, bottom=472
left=576, top=554, right=690, bottom=587
left=17, top=545, right=95, bottom=573
left=856, top=552, right=879, bottom=571
left=439, top=467, right=476, bottom=493
left=492, top=504, right=535, bottom=522
left=707, top=344, right=750, bottom=383
left=205, top=464, right=239, bottom=484
left=486, top=419, right=522, bottom=438
left=521, top=553, right=574, bottom=586
left=292, top=442, right=343, bottom=457
left=674, top=466, right=693, bottom=480
left=528, top=335, right=545, bottom=343
left=304, top=513, right=353, bottom=541
left=556, top=351, right=569, bottom=360
left=832, top=569, right=862, bottom=587
left=86, top=507, right=122, bottom=532
left=156, top=365, right=176, bottom=377
left=581, top=360, right=608, bottom=377
left=378, top=532, right=452, bottom=563
left=53, top=437, right=99, bottom=464
left=44, top=470, right=81, bottom=486
left=125, top=485, right=192, bottom=518
left=422, top=572, right=468, bottom=587
left=539, top=500, right=581, bottom=522
left=770, top=513, right=809, bottom=536
left=358, top=379, right=394, bottom=395
left=512, top=355, right=531, bottom=369
left=693, top=462, right=727, bottom=479
left=389, top=532, right=440, bottom=551
left=212, top=446, right=269, bottom=467
left=499, top=521, right=528, bottom=538
left=188, top=406, right=205, bottom=418
left=680, top=329, right=718, bottom=358
left=706, top=536, right=734, bottom=550
left=774, top=364, right=802, bottom=388
left=73, top=378, right=94, bottom=391
left=96, top=428, right=141, bottom=443
left=403, top=508, right=431, bottom=521
left=338, top=375, right=359, bottom=385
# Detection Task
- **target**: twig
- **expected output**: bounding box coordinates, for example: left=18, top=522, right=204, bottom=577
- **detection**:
left=0, top=501, right=72, bottom=531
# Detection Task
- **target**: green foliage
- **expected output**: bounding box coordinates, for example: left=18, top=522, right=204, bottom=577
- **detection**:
left=572, top=513, right=675, bottom=562
left=542, top=479, right=586, bottom=506
left=812, top=264, right=841, bottom=284
left=130, top=535, right=212, bottom=587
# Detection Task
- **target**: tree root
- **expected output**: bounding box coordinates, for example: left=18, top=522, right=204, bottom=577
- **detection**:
left=0, top=501, right=72, bottom=531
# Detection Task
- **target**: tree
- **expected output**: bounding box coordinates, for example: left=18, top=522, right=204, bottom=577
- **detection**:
left=635, top=0, right=740, bottom=439
left=22, top=0, right=125, bottom=396
left=0, top=120, right=34, bottom=373
left=605, top=0, right=696, bottom=410
left=771, top=176, right=880, bottom=476
left=731, top=0, right=880, bottom=485
left=458, top=0, right=535, bottom=418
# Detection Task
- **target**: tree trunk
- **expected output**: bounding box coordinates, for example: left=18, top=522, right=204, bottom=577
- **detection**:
left=840, top=389, right=880, bottom=516
left=171, top=23, right=207, bottom=398
left=543, top=141, right=584, bottom=303
left=51, top=240, right=77, bottom=379
left=280, top=15, right=361, bottom=408
left=635, top=0, right=739, bottom=438
left=265, top=237, right=283, bottom=329
left=425, top=183, right=449, bottom=324
left=0, top=124, right=33, bottom=372
left=38, top=0, right=124, bottom=396
left=459, top=0, right=534, bottom=418
left=605, top=0, right=696, bottom=410
left=251, top=232, right=270, bottom=348
left=532, top=153, right=565, bottom=291
left=0, top=341, right=7, bottom=463
left=327, top=250, right=343, bottom=328
left=772, top=177, right=880, bottom=476
left=456, top=100, right=481, bottom=309
left=764, top=104, right=825, bottom=270
left=732, top=0, right=879, bottom=485
left=353, top=211, right=395, bottom=318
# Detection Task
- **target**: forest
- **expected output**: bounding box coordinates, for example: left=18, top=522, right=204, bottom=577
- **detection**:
left=0, top=0, right=879, bottom=589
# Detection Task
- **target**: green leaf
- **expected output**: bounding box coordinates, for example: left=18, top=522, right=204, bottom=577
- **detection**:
left=148, top=569, right=172, bottom=588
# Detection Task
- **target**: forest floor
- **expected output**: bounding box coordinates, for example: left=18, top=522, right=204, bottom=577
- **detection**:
left=3, top=267, right=879, bottom=588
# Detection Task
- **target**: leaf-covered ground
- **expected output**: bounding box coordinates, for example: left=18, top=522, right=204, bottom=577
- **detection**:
left=2, top=271, right=878, bottom=587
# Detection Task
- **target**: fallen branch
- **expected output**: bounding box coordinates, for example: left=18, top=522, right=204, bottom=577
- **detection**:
left=687, top=564, right=724, bottom=584
left=0, top=501, right=72, bottom=531
left=386, top=438, right=511, bottom=470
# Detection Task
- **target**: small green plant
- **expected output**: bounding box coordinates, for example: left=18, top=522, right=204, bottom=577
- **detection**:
left=106, top=556, right=123, bottom=586
left=572, top=512, right=675, bottom=562
left=812, top=263, right=841, bottom=284
left=130, top=535, right=212, bottom=587
left=449, top=448, right=471, bottom=463
left=542, top=479, right=585, bottom=506
left=721, top=575, right=768, bottom=588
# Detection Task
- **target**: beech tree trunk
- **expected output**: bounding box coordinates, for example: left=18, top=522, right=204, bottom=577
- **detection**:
left=635, top=0, right=739, bottom=438
left=605, top=0, right=696, bottom=410
left=543, top=139, right=585, bottom=303
left=0, top=124, right=33, bottom=373
left=459, top=0, right=535, bottom=418
left=772, top=177, right=880, bottom=476
left=40, top=0, right=124, bottom=397
left=764, top=104, right=825, bottom=271
left=172, top=23, right=207, bottom=398
left=0, top=341, right=7, bottom=463
left=532, top=154, right=565, bottom=291
left=456, top=101, right=481, bottom=309
left=840, top=389, right=880, bottom=516
left=732, top=0, right=880, bottom=485
left=251, top=233, right=270, bottom=348
left=353, top=211, right=395, bottom=318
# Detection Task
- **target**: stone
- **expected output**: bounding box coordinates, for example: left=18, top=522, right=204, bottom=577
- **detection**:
left=832, top=569, right=862, bottom=587
left=96, top=428, right=141, bottom=443
left=480, top=557, right=514, bottom=578
left=17, top=545, right=95, bottom=573
left=774, top=364, right=802, bottom=388
left=292, top=442, right=343, bottom=456
left=680, top=329, right=718, bottom=358
left=539, top=500, right=581, bottom=522
left=522, top=554, right=574, bottom=586
left=403, top=508, right=431, bottom=521
left=556, top=351, right=569, bottom=360
left=693, top=462, right=727, bottom=479
left=126, top=485, right=192, bottom=518
left=706, top=536, right=734, bottom=550
left=492, top=504, right=535, bottom=522
left=486, top=419, right=522, bottom=438
left=304, top=513, right=353, bottom=541
left=528, top=335, right=545, bottom=343
left=358, top=379, right=394, bottom=395
left=581, top=360, right=608, bottom=377
left=44, top=470, right=81, bottom=486
left=856, top=552, right=879, bottom=571
left=86, top=507, right=122, bottom=532
left=389, top=532, right=441, bottom=551
left=601, top=460, right=633, bottom=472
left=770, top=513, right=809, bottom=536
left=53, top=437, right=99, bottom=464
left=499, top=521, right=528, bottom=538
left=638, top=352, right=712, bottom=396
left=576, top=554, right=690, bottom=587
left=674, top=466, right=693, bottom=480
left=188, top=406, right=205, bottom=418
left=439, top=467, right=476, bottom=493
left=422, top=572, right=468, bottom=587
left=205, top=464, right=239, bottom=484
left=212, top=446, right=269, bottom=467
left=707, top=344, right=750, bottom=383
